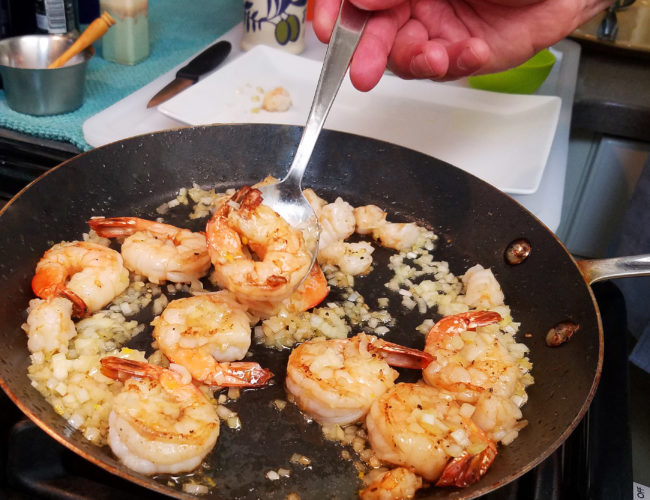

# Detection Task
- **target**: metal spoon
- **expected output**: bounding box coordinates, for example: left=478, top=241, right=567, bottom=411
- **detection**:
left=597, top=0, right=636, bottom=41
left=258, top=0, right=370, bottom=265
left=598, top=0, right=620, bottom=41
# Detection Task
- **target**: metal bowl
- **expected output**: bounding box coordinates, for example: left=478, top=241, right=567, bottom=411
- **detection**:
left=0, top=35, right=94, bottom=116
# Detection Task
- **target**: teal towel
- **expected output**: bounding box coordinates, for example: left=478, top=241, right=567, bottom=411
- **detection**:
left=0, top=0, right=242, bottom=151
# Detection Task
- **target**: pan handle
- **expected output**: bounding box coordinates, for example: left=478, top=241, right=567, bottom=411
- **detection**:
left=576, top=254, right=650, bottom=285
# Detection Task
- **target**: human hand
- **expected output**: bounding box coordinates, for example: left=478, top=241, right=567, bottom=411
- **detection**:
left=313, top=0, right=610, bottom=91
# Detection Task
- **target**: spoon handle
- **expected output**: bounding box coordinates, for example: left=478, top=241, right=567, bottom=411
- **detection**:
left=48, top=12, right=115, bottom=68
left=283, top=0, right=370, bottom=189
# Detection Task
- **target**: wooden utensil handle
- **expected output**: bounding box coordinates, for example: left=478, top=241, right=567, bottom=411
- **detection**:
left=48, top=12, right=115, bottom=69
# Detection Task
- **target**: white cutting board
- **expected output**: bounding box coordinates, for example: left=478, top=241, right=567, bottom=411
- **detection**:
left=82, top=24, right=326, bottom=148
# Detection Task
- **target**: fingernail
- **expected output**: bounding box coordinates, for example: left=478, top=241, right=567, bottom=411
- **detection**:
left=457, top=45, right=477, bottom=72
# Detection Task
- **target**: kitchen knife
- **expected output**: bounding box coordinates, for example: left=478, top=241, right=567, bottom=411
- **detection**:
left=147, top=40, right=232, bottom=108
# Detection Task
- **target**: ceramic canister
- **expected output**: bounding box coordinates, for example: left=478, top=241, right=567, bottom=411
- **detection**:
left=241, top=0, right=306, bottom=54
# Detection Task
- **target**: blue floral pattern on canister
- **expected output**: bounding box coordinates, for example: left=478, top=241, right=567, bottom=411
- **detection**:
left=243, top=0, right=307, bottom=46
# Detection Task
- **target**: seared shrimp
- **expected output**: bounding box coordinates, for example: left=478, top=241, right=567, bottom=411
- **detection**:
left=366, top=382, right=497, bottom=487
left=206, top=186, right=313, bottom=302
left=360, top=467, right=423, bottom=500
left=88, top=217, right=211, bottom=284
left=22, top=297, right=76, bottom=355
left=32, top=241, right=129, bottom=317
left=285, top=333, right=432, bottom=425
left=239, top=262, right=329, bottom=318
left=152, top=292, right=273, bottom=387
left=423, top=311, right=510, bottom=401
left=423, top=311, right=531, bottom=442
left=100, top=357, right=219, bottom=475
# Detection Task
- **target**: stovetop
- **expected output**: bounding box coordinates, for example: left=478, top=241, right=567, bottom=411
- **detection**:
left=0, top=135, right=634, bottom=499
left=0, top=132, right=78, bottom=207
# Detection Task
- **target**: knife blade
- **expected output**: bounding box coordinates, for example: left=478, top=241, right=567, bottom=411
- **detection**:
left=147, top=40, right=232, bottom=108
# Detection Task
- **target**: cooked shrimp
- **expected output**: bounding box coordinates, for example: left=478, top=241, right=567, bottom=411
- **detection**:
left=285, top=333, right=432, bottom=425
left=88, top=217, right=211, bottom=285
left=152, top=292, right=273, bottom=387
left=360, top=467, right=423, bottom=500
left=31, top=241, right=129, bottom=317
left=318, top=197, right=356, bottom=249
left=365, top=382, right=497, bottom=487
left=423, top=311, right=531, bottom=442
left=318, top=240, right=375, bottom=276
left=262, top=86, right=292, bottom=112
left=461, top=265, right=505, bottom=308
left=100, top=356, right=219, bottom=475
left=303, top=188, right=328, bottom=215
left=206, top=186, right=312, bottom=302
left=424, top=311, right=503, bottom=353
left=354, top=204, right=421, bottom=251
left=239, top=262, right=329, bottom=318
left=423, top=311, right=511, bottom=401
left=354, top=204, right=387, bottom=235
left=22, top=297, right=76, bottom=355
left=309, top=197, right=375, bottom=275
left=372, top=222, right=421, bottom=251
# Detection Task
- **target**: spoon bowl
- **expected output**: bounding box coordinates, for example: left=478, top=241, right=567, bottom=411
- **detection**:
left=258, top=0, right=370, bottom=272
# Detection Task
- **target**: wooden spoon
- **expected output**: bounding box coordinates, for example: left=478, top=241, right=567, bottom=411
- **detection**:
left=48, top=12, right=115, bottom=69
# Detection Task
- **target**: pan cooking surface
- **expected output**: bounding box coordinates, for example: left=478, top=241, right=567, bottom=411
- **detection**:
left=0, top=125, right=602, bottom=499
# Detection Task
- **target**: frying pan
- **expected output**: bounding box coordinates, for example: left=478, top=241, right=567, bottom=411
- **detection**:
left=0, top=124, right=647, bottom=499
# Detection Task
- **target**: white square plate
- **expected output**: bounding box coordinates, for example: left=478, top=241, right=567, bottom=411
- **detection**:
left=158, top=45, right=561, bottom=194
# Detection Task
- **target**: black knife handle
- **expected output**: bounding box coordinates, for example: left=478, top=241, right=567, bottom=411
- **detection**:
left=176, top=41, right=232, bottom=82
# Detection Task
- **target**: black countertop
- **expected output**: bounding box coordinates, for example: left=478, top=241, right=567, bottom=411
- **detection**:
left=570, top=40, right=650, bottom=142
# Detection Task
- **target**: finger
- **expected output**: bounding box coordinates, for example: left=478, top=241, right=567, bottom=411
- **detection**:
left=312, top=0, right=404, bottom=43
left=438, top=38, right=490, bottom=79
left=313, top=0, right=343, bottom=43
left=348, top=4, right=409, bottom=91
left=350, top=0, right=405, bottom=10
left=408, top=41, right=450, bottom=79
left=387, top=19, right=448, bottom=80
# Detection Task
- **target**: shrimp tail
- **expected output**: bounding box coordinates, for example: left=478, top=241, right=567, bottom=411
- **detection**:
left=31, top=271, right=88, bottom=317
left=369, top=339, right=434, bottom=369
left=88, top=217, right=142, bottom=238
left=100, top=356, right=164, bottom=382
left=435, top=442, right=497, bottom=488
left=427, top=311, right=502, bottom=345
left=60, top=288, right=88, bottom=317
left=204, top=362, right=274, bottom=388
left=298, top=263, right=329, bottom=310
left=436, top=418, right=497, bottom=488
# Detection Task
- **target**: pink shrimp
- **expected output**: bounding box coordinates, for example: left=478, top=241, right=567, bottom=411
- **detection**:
left=238, top=262, right=329, bottom=318
left=31, top=240, right=129, bottom=317
left=366, top=382, right=497, bottom=487
left=435, top=417, right=498, bottom=488
left=423, top=311, right=532, bottom=444
left=205, top=186, right=313, bottom=302
left=152, top=292, right=273, bottom=388
left=88, top=216, right=211, bottom=284
left=425, top=311, right=503, bottom=351
left=99, top=357, right=220, bottom=475
left=286, top=333, right=432, bottom=424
